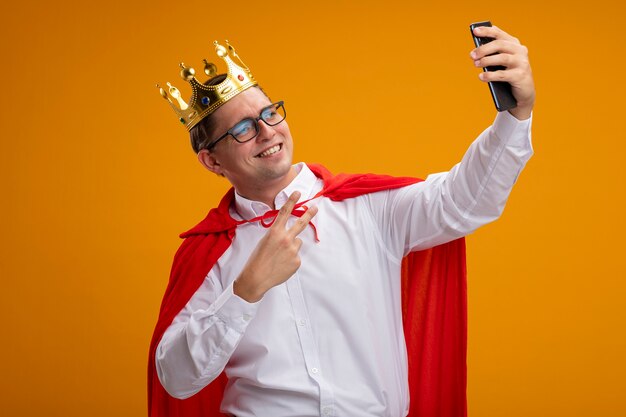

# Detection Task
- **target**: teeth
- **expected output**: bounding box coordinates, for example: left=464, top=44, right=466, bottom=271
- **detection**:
left=258, top=145, right=280, bottom=157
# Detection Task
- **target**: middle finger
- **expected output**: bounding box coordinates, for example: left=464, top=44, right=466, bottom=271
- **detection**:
left=471, top=39, right=524, bottom=60
left=288, top=205, right=319, bottom=237
left=475, top=53, right=519, bottom=69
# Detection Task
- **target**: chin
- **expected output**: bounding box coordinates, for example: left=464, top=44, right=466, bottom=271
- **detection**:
left=259, top=161, right=293, bottom=181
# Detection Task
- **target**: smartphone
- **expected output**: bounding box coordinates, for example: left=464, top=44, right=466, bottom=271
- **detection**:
left=470, top=21, right=517, bottom=112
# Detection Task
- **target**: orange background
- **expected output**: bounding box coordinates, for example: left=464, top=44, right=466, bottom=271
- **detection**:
left=2, top=0, right=625, bottom=416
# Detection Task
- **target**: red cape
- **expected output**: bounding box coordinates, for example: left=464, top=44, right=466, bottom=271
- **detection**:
left=148, top=164, right=467, bottom=417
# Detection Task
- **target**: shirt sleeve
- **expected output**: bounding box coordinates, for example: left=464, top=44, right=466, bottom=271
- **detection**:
left=365, top=111, right=534, bottom=259
left=155, top=270, right=261, bottom=399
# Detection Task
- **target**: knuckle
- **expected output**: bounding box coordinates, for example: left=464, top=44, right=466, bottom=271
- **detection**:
left=518, top=57, right=528, bottom=68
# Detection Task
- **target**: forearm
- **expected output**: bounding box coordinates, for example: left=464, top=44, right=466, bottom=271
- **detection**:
left=436, top=110, right=533, bottom=235
left=372, top=110, right=533, bottom=256
left=155, top=282, right=259, bottom=399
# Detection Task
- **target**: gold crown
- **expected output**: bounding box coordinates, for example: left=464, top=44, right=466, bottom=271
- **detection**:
left=157, top=40, right=258, bottom=131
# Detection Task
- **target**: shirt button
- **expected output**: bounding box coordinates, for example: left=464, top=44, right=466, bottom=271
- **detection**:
left=322, top=406, right=333, bottom=415
left=311, top=367, right=319, bottom=374
left=298, top=319, right=306, bottom=326
left=243, top=314, right=252, bottom=322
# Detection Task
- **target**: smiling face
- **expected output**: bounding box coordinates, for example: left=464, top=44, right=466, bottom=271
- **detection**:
left=197, top=87, right=297, bottom=204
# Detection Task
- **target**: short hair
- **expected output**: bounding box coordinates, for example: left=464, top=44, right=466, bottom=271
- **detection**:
left=189, top=76, right=268, bottom=154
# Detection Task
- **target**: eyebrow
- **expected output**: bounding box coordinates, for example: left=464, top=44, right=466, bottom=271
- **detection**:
left=228, top=102, right=274, bottom=126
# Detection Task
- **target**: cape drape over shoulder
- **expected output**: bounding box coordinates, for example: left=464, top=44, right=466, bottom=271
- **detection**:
left=148, top=164, right=467, bottom=417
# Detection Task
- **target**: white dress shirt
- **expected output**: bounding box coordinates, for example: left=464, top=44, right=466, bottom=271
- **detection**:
left=156, top=111, right=533, bottom=417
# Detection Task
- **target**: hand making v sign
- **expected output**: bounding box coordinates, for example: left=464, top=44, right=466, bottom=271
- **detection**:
left=233, top=191, right=319, bottom=303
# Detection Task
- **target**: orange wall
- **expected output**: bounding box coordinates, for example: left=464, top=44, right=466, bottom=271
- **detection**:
left=1, top=1, right=625, bottom=416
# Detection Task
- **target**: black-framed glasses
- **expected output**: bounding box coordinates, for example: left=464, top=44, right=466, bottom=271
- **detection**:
left=204, top=101, right=286, bottom=150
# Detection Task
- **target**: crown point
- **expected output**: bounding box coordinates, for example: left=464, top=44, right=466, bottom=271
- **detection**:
left=167, top=82, right=189, bottom=110
left=215, top=43, right=228, bottom=58
left=180, top=66, right=196, bottom=81
left=204, top=61, right=218, bottom=77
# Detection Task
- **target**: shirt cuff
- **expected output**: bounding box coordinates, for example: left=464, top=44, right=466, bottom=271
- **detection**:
left=213, top=281, right=262, bottom=334
left=492, top=110, right=533, bottom=148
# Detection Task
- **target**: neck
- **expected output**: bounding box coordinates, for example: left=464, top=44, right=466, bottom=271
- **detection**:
left=235, top=166, right=299, bottom=209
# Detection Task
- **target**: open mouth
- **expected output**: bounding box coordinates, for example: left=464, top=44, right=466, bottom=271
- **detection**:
left=255, top=143, right=282, bottom=158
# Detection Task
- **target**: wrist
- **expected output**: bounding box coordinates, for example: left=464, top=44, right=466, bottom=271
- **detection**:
left=508, top=104, right=533, bottom=121
left=233, top=272, right=265, bottom=303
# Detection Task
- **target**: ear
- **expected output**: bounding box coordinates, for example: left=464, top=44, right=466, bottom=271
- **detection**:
left=197, top=149, right=223, bottom=176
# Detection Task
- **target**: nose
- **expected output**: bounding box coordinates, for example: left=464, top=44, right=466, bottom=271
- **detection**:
left=255, top=119, right=276, bottom=142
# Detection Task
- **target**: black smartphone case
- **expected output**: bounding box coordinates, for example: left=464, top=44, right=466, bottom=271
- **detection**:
left=470, top=21, right=517, bottom=112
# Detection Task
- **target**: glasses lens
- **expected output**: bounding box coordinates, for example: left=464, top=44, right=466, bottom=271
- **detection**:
left=261, top=102, right=286, bottom=126
left=230, top=119, right=258, bottom=143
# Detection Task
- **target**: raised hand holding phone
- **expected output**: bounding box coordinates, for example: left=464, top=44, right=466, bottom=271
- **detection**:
left=469, top=22, right=535, bottom=120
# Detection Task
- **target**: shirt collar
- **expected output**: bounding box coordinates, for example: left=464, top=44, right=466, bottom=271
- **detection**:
left=233, top=163, right=321, bottom=220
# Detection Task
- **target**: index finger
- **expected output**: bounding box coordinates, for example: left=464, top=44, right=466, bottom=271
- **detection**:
left=272, top=191, right=301, bottom=229
left=472, top=25, right=518, bottom=43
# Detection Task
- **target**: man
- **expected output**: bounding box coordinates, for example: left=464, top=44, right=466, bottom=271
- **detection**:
left=150, top=25, right=535, bottom=417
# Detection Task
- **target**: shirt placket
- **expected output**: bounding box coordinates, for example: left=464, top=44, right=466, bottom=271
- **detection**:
left=285, top=271, right=337, bottom=416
